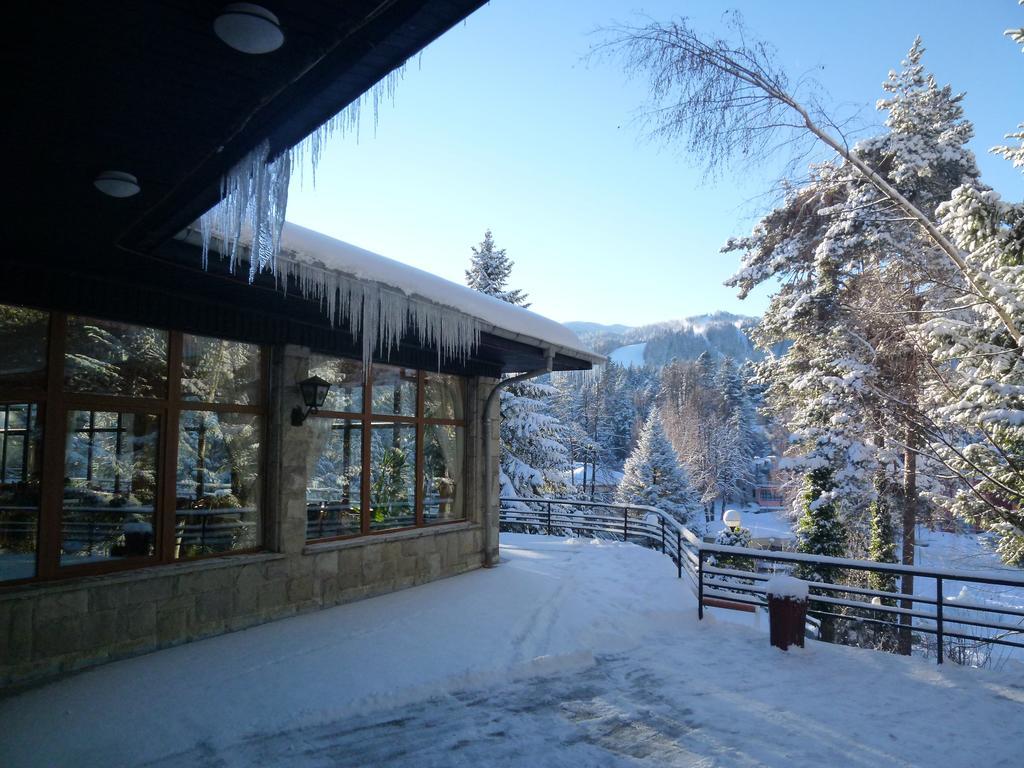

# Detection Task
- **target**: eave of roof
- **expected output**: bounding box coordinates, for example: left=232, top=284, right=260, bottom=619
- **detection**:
left=275, top=223, right=604, bottom=369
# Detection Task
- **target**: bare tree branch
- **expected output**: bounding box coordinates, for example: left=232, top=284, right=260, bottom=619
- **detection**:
left=594, top=15, right=1023, bottom=349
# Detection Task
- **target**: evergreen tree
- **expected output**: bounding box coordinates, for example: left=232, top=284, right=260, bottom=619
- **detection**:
left=616, top=410, right=697, bottom=524
left=794, top=467, right=848, bottom=642
left=726, top=40, right=981, bottom=585
left=794, top=467, right=848, bottom=581
left=711, top=522, right=756, bottom=575
left=464, top=230, right=528, bottom=307
left=598, top=362, right=636, bottom=467
left=922, top=124, right=1024, bottom=564
left=464, top=231, right=567, bottom=502
left=498, top=377, right=571, bottom=500
left=867, top=489, right=898, bottom=601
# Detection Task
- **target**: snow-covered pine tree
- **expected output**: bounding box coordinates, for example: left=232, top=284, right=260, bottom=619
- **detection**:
left=498, top=378, right=572, bottom=500
left=726, top=41, right=981, bottom=597
left=465, top=230, right=529, bottom=307
left=598, top=362, right=637, bottom=468
left=794, top=467, right=848, bottom=582
left=921, top=122, right=1024, bottom=564
left=711, top=522, right=755, bottom=575
left=463, top=231, right=569, bottom=503
left=867, top=483, right=898, bottom=601
left=616, top=409, right=698, bottom=525
left=794, top=466, right=848, bottom=643
left=715, top=357, right=758, bottom=504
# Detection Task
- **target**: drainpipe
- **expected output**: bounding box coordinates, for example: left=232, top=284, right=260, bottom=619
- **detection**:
left=482, top=348, right=555, bottom=567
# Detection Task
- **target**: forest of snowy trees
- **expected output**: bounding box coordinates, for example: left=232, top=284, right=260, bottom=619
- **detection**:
left=471, top=14, right=1024, bottom=590
left=719, top=39, right=1024, bottom=575
left=594, top=15, right=1024, bottom=580
left=464, top=231, right=768, bottom=526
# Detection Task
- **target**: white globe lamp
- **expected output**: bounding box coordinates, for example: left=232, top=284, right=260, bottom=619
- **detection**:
left=722, top=509, right=741, bottom=531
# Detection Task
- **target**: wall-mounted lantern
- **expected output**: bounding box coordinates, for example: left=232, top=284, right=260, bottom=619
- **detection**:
left=291, top=375, right=331, bottom=426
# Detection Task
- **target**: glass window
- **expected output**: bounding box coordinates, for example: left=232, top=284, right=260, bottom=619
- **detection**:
left=0, top=403, right=41, bottom=581
left=0, top=305, right=48, bottom=391
left=181, top=334, right=261, bottom=405
left=369, top=423, right=416, bottom=531
left=423, top=424, right=464, bottom=524
left=371, top=365, right=417, bottom=417
left=309, top=355, right=363, bottom=414
left=65, top=316, right=168, bottom=398
left=306, top=356, right=469, bottom=539
left=424, top=372, right=465, bottom=420
left=61, top=410, right=159, bottom=565
left=306, top=419, right=362, bottom=540
left=176, top=411, right=261, bottom=558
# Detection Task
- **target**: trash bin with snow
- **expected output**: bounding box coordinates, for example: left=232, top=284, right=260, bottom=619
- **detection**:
left=765, top=575, right=808, bottom=651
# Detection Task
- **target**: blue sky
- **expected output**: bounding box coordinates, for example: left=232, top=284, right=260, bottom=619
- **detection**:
left=287, top=0, right=1024, bottom=327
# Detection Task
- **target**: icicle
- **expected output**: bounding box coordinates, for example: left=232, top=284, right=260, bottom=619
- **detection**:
left=278, top=255, right=481, bottom=372
left=199, top=141, right=290, bottom=282
left=200, top=62, right=409, bottom=279
left=196, top=57, right=480, bottom=372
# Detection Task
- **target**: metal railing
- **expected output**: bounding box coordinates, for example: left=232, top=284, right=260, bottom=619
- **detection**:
left=499, top=496, right=1024, bottom=666
left=500, top=496, right=703, bottom=586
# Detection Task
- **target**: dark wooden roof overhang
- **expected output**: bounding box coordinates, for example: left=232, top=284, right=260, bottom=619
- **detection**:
left=1, top=237, right=594, bottom=378
left=4, top=1, right=596, bottom=376
left=7, top=0, right=486, bottom=260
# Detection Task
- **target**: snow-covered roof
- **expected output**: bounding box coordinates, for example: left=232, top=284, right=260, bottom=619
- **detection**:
left=276, top=223, right=602, bottom=369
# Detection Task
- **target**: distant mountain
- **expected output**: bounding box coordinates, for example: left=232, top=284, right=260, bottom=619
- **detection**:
left=569, top=312, right=772, bottom=368
left=564, top=321, right=635, bottom=336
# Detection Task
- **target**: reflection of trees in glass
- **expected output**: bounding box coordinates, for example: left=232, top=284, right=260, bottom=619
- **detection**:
left=309, top=357, right=363, bottom=413
left=61, top=411, right=159, bottom=562
left=176, top=411, right=260, bottom=556
left=310, top=421, right=361, bottom=503
left=182, top=335, right=260, bottom=404
left=371, top=366, right=416, bottom=416
left=423, top=425, right=462, bottom=520
left=65, top=317, right=167, bottom=398
left=65, top=411, right=158, bottom=505
left=0, top=403, right=41, bottom=576
left=307, top=419, right=362, bottom=540
left=370, top=424, right=415, bottom=528
left=0, top=305, right=48, bottom=387
left=178, top=413, right=259, bottom=503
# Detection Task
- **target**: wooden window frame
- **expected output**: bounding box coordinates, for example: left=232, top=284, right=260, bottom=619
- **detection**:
left=307, top=365, right=467, bottom=543
left=0, top=309, right=269, bottom=587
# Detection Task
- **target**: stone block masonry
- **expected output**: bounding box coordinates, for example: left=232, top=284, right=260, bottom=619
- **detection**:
left=1, top=345, right=499, bottom=690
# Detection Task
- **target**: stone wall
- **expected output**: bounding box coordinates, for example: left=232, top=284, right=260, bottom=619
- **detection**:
left=0, top=345, right=498, bottom=690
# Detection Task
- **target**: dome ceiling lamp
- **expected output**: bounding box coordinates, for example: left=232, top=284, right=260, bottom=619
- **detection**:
left=214, top=4, right=285, bottom=55
left=93, top=171, right=141, bottom=198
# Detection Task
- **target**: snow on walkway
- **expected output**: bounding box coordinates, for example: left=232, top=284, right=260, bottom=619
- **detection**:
left=2, top=535, right=1023, bottom=767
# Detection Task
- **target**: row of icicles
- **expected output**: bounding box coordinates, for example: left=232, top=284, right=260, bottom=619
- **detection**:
left=196, top=59, right=487, bottom=369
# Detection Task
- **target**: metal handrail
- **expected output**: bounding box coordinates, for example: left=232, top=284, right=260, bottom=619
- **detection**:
left=500, top=496, right=702, bottom=589
left=499, top=495, right=1024, bottom=666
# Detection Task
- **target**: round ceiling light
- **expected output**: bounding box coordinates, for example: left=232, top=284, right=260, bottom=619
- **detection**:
left=93, top=171, right=141, bottom=198
left=214, top=4, right=284, bottom=54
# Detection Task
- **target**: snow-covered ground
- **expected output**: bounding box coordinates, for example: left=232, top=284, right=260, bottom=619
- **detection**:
left=608, top=341, right=647, bottom=368
left=703, top=504, right=795, bottom=542
left=3, top=535, right=1023, bottom=767
left=570, top=463, right=625, bottom=487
